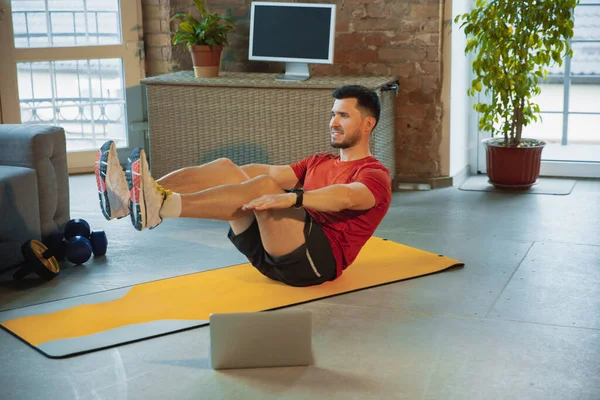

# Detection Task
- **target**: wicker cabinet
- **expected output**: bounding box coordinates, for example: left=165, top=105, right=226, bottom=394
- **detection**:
left=141, top=72, right=398, bottom=179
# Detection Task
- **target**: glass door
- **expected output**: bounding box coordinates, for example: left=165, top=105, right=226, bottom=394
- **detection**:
left=0, top=0, right=146, bottom=173
left=478, top=1, right=600, bottom=178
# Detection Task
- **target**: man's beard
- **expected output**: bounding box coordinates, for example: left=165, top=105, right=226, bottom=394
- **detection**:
left=330, top=129, right=360, bottom=149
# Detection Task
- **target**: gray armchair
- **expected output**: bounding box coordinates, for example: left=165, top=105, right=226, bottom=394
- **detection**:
left=0, top=124, right=70, bottom=270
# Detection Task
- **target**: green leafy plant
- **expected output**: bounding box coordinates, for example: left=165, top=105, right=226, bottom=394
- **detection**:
left=455, top=0, right=579, bottom=147
left=171, top=0, right=235, bottom=50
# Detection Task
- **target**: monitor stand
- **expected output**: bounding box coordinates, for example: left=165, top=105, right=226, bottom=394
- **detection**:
left=275, top=62, right=310, bottom=82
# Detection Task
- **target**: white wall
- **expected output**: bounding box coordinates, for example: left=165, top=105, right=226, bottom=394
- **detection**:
left=440, top=0, right=477, bottom=178
left=449, top=0, right=476, bottom=177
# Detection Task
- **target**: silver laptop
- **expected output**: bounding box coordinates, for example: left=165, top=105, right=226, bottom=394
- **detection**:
left=209, top=310, right=313, bottom=370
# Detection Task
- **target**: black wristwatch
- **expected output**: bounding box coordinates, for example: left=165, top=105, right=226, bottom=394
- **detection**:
left=287, top=188, right=304, bottom=208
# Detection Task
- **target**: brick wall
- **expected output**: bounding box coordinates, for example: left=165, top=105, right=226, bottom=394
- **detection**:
left=142, top=0, right=445, bottom=179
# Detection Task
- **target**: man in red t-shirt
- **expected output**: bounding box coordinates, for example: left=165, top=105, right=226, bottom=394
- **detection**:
left=96, top=85, right=392, bottom=287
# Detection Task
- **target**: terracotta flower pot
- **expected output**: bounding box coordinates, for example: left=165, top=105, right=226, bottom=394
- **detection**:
left=483, top=138, right=546, bottom=190
left=189, top=45, right=223, bottom=78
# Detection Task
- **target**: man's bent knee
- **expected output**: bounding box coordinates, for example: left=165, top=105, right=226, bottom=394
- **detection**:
left=212, top=158, right=238, bottom=169
left=249, top=174, right=282, bottom=193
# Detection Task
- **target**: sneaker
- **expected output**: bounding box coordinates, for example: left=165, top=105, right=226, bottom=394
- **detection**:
left=126, top=147, right=172, bottom=231
left=95, top=140, right=130, bottom=220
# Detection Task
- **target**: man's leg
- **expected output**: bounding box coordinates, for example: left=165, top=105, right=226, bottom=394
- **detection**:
left=157, top=161, right=307, bottom=256
left=156, top=158, right=249, bottom=194
left=153, top=158, right=257, bottom=234
left=156, top=160, right=307, bottom=258
left=129, top=148, right=306, bottom=256
left=150, top=158, right=290, bottom=236
left=177, top=176, right=306, bottom=257
left=254, top=208, right=307, bottom=258
left=97, top=140, right=259, bottom=233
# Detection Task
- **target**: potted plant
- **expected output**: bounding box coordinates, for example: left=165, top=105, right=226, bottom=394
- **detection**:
left=455, top=0, right=578, bottom=189
left=171, top=0, right=235, bottom=78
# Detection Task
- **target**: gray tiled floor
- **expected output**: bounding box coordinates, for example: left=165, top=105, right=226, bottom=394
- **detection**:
left=1, top=174, right=599, bottom=399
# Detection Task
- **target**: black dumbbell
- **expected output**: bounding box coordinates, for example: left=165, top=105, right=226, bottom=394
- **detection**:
left=13, top=219, right=109, bottom=280
left=42, top=230, right=67, bottom=262
left=63, top=218, right=108, bottom=258
left=39, top=219, right=92, bottom=265
left=13, top=240, right=60, bottom=281
left=35, top=219, right=106, bottom=266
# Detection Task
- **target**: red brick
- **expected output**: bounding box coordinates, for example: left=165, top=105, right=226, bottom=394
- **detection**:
left=410, top=4, right=441, bottom=18
left=408, top=90, right=438, bottom=104
left=351, top=5, right=367, bottom=19
left=398, top=105, right=429, bottom=119
left=400, top=155, right=439, bottom=174
left=412, top=146, right=434, bottom=161
left=209, top=0, right=244, bottom=4
left=231, top=7, right=248, bottom=17
left=333, top=4, right=354, bottom=33
left=390, top=33, right=412, bottom=45
left=389, top=3, right=410, bottom=18
left=418, top=105, right=441, bottom=120
left=397, top=118, right=409, bottom=131
left=421, top=19, right=440, bottom=33
left=146, top=47, right=163, bottom=61
left=365, top=63, right=389, bottom=75
left=416, top=61, right=440, bottom=75
left=145, top=20, right=161, bottom=34
left=379, top=47, right=426, bottom=62
left=160, top=20, right=170, bottom=33
left=412, top=33, right=434, bottom=46
left=335, top=49, right=378, bottom=63
left=389, top=63, right=415, bottom=76
left=336, top=33, right=364, bottom=48
left=399, top=21, right=420, bottom=34
left=426, top=46, right=440, bottom=61
left=422, top=75, right=439, bottom=91
left=406, top=119, right=425, bottom=131
left=400, top=77, right=422, bottom=91
left=146, top=34, right=171, bottom=47
left=339, top=63, right=364, bottom=75
left=396, top=92, right=410, bottom=105
left=364, top=33, right=389, bottom=47
left=170, top=0, right=190, bottom=7
left=146, top=61, right=173, bottom=77
left=366, top=3, right=387, bottom=18
left=143, top=5, right=169, bottom=20
left=354, top=18, right=401, bottom=32
left=311, top=64, right=336, bottom=76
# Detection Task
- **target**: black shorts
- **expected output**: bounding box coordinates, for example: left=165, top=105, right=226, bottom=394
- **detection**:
left=227, top=213, right=337, bottom=287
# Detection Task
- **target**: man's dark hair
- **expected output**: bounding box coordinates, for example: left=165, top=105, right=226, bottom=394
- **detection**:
left=332, top=85, right=381, bottom=130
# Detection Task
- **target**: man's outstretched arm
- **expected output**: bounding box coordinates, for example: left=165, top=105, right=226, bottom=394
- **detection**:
left=243, top=182, right=376, bottom=213
left=303, top=183, right=376, bottom=211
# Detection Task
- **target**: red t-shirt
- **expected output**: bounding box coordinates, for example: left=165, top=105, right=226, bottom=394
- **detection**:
left=290, top=152, right=392, bottom=278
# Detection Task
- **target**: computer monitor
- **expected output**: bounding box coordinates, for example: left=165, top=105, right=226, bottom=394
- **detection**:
left=248, top=2, right=336, bottom=82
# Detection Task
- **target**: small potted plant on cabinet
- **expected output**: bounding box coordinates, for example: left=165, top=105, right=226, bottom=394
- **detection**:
left=455, top=0, right=578, bottom=189
left=171, top=0, right=235, bottom=78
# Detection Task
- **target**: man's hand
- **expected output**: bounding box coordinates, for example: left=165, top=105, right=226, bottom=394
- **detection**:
left=242, top=193, right=296, bottom=211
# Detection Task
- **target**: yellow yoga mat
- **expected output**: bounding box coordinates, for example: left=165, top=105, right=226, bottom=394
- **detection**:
left=0, top=237, right=463, bottom=358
